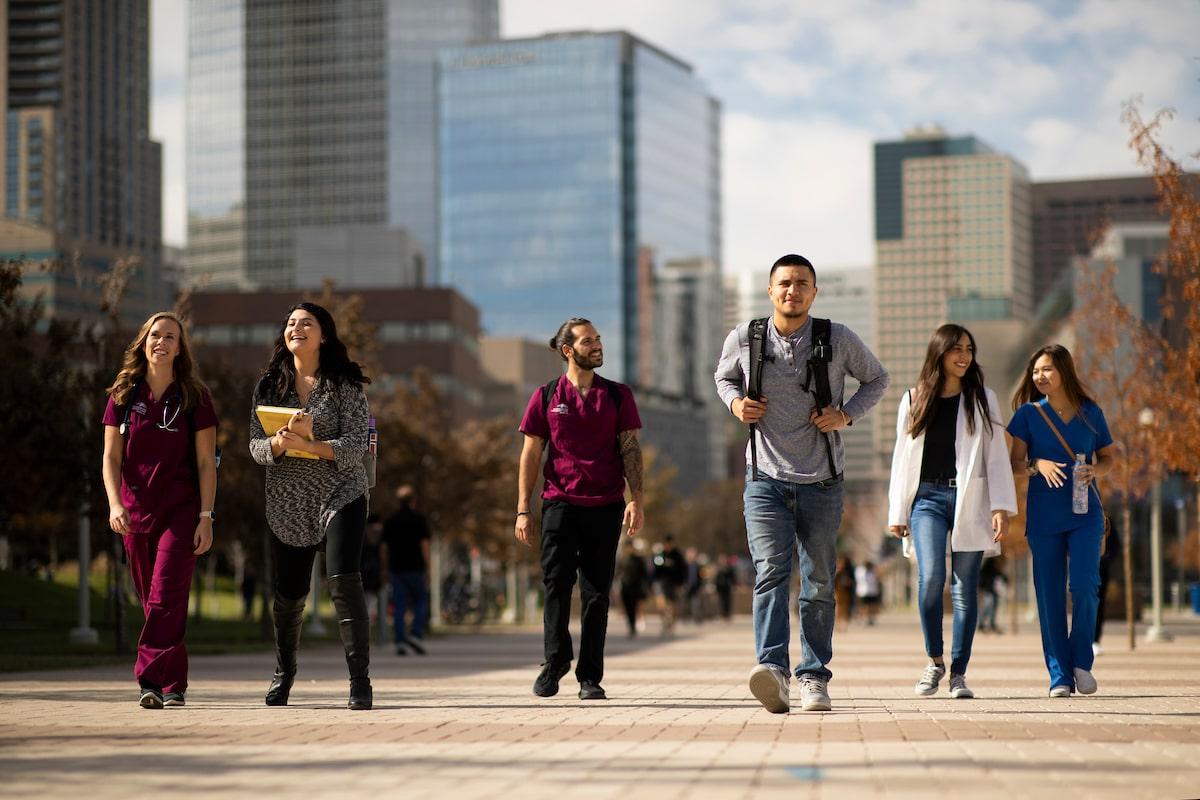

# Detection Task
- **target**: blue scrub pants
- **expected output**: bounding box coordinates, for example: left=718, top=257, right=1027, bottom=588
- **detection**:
left=1027, top=523, right=1103, bottom=691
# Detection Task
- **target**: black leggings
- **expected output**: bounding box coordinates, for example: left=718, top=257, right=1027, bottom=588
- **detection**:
left=274, top=495, right=368, bottom=600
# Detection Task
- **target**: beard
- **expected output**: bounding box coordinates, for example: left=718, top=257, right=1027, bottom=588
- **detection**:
left=570, top=348, right=603, bottom=370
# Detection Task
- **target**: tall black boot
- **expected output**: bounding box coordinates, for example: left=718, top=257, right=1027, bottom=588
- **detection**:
left=329, top=572, right=372, bottom=710
left=265, top=594, right=306, bottom=706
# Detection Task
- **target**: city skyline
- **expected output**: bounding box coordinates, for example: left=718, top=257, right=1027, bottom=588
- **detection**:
left=152, top=0, right=1200, bottom=285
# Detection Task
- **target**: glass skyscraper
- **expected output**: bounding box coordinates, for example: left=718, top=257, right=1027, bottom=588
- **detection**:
left=1, top=0, right=164, bottom=324
left=186, top=0, right=498, bottom=289
left=388, top=1, right=498, bottom=281
left=438, top=32, right=721, bottom=383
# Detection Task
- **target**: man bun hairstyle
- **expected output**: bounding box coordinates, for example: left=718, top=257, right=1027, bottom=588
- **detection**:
left=770, top=253, right=817, bottom=284
left=550, top=317, right=592, bottom=362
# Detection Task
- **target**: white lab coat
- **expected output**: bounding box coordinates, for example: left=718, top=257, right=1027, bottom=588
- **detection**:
left=887, top=387, right=1018, bottom=558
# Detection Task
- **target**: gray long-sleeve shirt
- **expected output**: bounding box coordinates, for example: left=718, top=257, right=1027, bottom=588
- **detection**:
left=714, top=316, right=889, bottom=484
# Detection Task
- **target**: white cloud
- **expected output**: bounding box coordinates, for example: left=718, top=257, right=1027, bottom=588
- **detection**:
left=1100, top=46, right=1191, bottom=114
left=723, top=111, right=875, bottom=280
left=740, top=57, right=831, bottom=99
left=1067, top=0, right=1200, bottom=48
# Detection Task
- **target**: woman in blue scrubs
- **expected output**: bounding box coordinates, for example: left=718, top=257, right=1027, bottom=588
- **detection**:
left=1008, top=345, right=1118, bottom=697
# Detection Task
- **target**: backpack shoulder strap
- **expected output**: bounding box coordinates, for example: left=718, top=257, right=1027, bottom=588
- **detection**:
left=119, top=378, right=144, bottom=435
left=811, top=317, right=832, bottom=350
left=747, top=318, right=769, bottom=400
left=540, top=376, right=561, bottom=415
left=807, top=318, right=833, bottom=408
left=595, top=374, right=623, bottom=416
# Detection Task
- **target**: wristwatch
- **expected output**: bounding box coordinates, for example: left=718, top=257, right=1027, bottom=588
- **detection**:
left=199, top=510, right=215, bottom=521
left=1026, top=459, right=1038, bottom=477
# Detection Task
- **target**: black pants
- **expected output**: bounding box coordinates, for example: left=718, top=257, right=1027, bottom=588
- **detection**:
left=274, top=495, right=369, bottom=600
left=540, top=500, right=623, bottom=683
left=620, top=588, right=641, bottom=634
left=1095, top=564, right=1111, bottom=644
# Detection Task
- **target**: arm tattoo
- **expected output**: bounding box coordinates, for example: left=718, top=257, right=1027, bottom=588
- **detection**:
left=619, top=430, right=643, bottom=497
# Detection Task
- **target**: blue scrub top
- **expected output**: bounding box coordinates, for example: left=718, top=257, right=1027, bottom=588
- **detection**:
left=1008, top=399, right=1113, bottom=535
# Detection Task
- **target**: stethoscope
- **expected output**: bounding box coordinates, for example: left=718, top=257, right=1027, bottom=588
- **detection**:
left=158, top=396, right=183, bottom=432
left=118, top=392, right=182, bottom=434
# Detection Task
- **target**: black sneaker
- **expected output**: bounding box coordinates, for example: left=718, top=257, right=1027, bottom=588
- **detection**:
left=578, top=681, right=607, bottom=700
left=139, top=688, right=163, bottom=709
left=163, top=691, right=186, bottom=707
left=533, top=661, right=571, bottom=697
left=405, top=636, right=427, bottom=655
left=395, top=644, right=408, bottom=656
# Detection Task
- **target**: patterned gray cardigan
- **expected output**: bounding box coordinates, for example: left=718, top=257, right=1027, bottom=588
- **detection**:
left=249, top=379, right=369, bottom=548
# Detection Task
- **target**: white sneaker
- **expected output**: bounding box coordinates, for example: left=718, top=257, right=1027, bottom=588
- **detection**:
left=948, top=674, right=974, bottom=699
left=748, top=664, right=789, bottom=713
left=799, top=675, right=832, bottom=712
left=914, top=663, right=946, bottom=696
left=1073, top=668, right=1098, bottom=695
left=1049, top=685, right=1072, bottom=698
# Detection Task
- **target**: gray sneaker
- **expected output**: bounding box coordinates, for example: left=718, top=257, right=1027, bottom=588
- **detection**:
left=1073, top=668, right=1097, bottom=695
left=799, top=675, right=831, bottom=712
left=748, top=664, right=789, bottom=713
left=914, top=663, right=946, bottom=696
left=948, top=674, right=974, bottom=699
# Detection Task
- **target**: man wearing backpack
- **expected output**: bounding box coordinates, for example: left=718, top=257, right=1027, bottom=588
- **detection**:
left=714, top=254, right=888, bottom=713
left=515, top=317, right=644, bottom=701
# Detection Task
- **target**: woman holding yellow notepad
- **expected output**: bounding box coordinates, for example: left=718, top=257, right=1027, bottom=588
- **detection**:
left=249, top=302, right=373, bottom=710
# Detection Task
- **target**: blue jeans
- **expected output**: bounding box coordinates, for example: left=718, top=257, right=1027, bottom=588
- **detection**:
left=743, top=470, right=844, bottom=681
left=910, top=482, right=983, bottom=676
left=390, top=571, right=429, bottom=641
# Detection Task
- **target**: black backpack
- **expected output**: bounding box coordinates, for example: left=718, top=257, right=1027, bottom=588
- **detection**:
left=745, top=316, right=837, bottom=481
left=540, top=374, right=624, bottom=418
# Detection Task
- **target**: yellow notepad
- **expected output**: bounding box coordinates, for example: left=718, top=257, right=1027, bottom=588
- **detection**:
left=255, top=405, right=319, bottom=459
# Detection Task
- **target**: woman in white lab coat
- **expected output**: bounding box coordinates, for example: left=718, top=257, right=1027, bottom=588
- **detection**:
left=887, top=324, right=1017, bottom=700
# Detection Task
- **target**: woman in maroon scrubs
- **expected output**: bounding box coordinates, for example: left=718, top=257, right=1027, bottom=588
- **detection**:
left=101, top=311, right=217, bottom=709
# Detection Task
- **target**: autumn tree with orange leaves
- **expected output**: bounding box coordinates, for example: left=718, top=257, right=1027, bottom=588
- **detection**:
left=1123, top=104, right=1200, bottom=585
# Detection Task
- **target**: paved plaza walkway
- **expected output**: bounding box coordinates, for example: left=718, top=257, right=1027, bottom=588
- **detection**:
left=1, top=610, right=1198, bottom=799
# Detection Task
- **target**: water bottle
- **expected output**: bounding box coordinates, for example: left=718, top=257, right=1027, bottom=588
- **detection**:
left=1072, top=453, right=1088, bottom=515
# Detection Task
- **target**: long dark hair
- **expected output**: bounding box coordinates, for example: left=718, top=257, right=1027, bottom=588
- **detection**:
left=107, top=311, right=208, bottom=412
left=908, top=324, right=994, bottom=437
left=1011, top=344, right=1096, bottom=412
left=256, top=302, right=370, bottom=404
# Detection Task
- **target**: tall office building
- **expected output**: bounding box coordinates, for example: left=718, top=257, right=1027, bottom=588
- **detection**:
left=1031, top=176, right=1162, bottom=301
left=438, top=31, right=722, bottom=386
left=186, top=0, right=498, bottom=290
left=388, top=1, right=496, bottom=281
left=1, top=0, right=164, bottom=322
left=651, top=257, right=725, bottom=479
left=873, top=128, right=1032, bottom=470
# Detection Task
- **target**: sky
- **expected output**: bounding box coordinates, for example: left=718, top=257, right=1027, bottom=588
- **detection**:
left=150, top=0, right=1200, bottom=286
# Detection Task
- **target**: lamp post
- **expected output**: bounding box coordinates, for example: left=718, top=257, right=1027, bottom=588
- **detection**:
left=70, top=396, right=99, bottom=646
left=1175, top=497, right=1186, bottom=613
left=1139, top=408, right=1172, bottom=642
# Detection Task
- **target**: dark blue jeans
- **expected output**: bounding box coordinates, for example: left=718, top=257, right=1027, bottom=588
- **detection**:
left=910, top=482, right=983, bottom=676
left=390, top=571, right=429, bottom=641
left=743, top=470, right=844, bottom=681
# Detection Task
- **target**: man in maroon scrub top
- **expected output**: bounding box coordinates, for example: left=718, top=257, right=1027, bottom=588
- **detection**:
left=516, top=318, right=644, bottom=701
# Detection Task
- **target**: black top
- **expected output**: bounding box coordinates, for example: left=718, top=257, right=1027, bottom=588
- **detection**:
left=382, top=506, right=430, bottom=573
left=920, top=394, right=960, bottom=481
